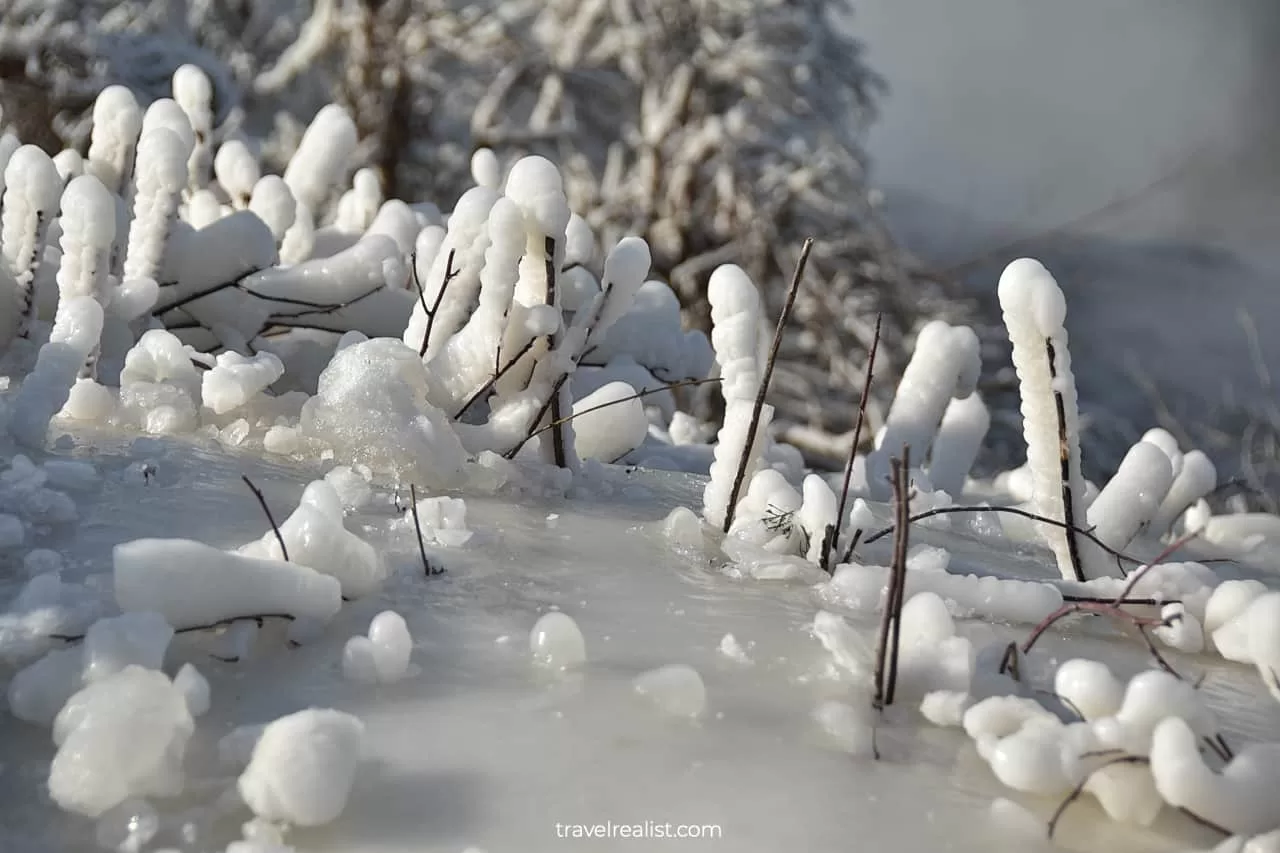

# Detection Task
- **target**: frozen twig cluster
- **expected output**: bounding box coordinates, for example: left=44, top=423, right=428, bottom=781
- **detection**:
left=0, top=0, right=968, bottom=465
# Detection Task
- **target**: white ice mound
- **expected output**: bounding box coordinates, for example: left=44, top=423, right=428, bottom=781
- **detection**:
left=238, top=708, right=365, bottom=827
left=405, top=494, right=472, bottom=548
left=569, top=381, right=648, bottom=462
left=343, top=610, right=413, bottom=684
left=300, top=338, right=467, bottom=486
left=240, top=480, right=386, bottom=598
left=49, top=666, right=194, bottom=817
left=633, top=664, right=707, bottom=719
left=529, top=611, right=586, bottom=671
left=81, top=610, right=174, bottom=685
left=202, top=351, right=285, bottom=414
left=114, top=538, right=343, bottom=628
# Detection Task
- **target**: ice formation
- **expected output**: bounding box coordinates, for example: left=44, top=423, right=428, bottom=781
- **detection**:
left=0, top=75, right=1278, bottom=853
left=237, top=708, right=365, bottom=827
left=998, top=258, right=1091, bottom=581
left=343, top=610, right=413, bottom=684
left=530, top=611, right=587, bottom=671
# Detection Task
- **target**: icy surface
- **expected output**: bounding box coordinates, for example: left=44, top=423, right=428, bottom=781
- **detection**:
left=0, top=430, right=1275, bottom=853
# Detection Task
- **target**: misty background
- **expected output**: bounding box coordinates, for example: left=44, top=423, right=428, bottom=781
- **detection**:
left=845, top=0, right=1280, bottom=475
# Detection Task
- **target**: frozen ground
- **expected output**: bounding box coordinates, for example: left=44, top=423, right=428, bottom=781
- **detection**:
left=0, top=427, right=1278, bottom=853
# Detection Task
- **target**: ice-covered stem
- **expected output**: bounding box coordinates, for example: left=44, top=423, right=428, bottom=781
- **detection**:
left=999, top=258, right=1089, bottom=582
left=0, top=132, right=21, bottom=194
left=2, top=145, right=63, bottom=342
left=85, top=86, right=143, bottom=195
left=335, top=168, right=383, bottom=233
left=283, top=104, right=358, bottom=214
left=122, top=128, right=191, bottom=299
left=9, top=290, right=105, bottom=447
left=403, top=187, right=499, bottom=360
left=172, top=65, right=215, bottom=191
left=824, top=312, right=882, bottom=572
left=56, top=175, right=116, bottom=378
left=707, top=264, right=764, bottom=403
left=866, top=319, right=981, bottom=498
left=718, top=238, right=812, bottom=533
left=1151, top=450, right=1217, bottom=537
left=248, top=176, right=296, bottom=243
left=471, top=148, right=502, bottom=189
left=927, top=393, right=990, bottom=498
left=1084, top=440, right=1174, bottom=557
left=704, top=399, right=775, bottom=529
left=215, top=141, right=262, bottom=209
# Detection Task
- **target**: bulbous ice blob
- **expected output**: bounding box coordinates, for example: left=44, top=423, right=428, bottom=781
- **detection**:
left=633, top=664, right=707, bottom=719
left=529, top=612, right=586, bottom=671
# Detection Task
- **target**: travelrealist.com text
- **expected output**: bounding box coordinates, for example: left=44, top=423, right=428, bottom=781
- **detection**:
left=554, top=821, right=723, bottom=840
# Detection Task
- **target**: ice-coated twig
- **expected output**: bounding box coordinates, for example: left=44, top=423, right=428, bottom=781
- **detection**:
left=823, top=312, right=882, bottom=572
left=2, top=145, right=63, bottom=341
left=721, top=237, right=812, bottom=533
left=1019, top=532, right=1201, bottom=673
left=242, top=475, right=289, bottom=562
left=865, top=319, right=980, bottom=498
left=85, top=86, right=143, bottom=196
left=861, top=505, right=1140, bottom=568
left=410, top=249, right=457, bottom=358
left=999, top=258, right=1090, bottom=582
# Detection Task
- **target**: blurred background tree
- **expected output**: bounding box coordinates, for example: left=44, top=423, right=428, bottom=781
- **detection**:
left=0, top=0, right=971, bottom=466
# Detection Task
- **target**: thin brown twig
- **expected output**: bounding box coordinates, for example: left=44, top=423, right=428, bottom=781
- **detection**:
left=884, top=451, right=911, bottom=708
left=861, top=504, right=1144, bottom=566
left=504, top=372, right=571, bottom=461
left=544, top=236, right=568, bottom=468
left=52, top=612, right=297, bottom=643
left=411, top=249, right=458, bottom=358
left=407, top=484, right=443, bottom=576
left=454, top=339, right=537, bottom=420
left=1047, top=339, right=1087, bottom=583
left=873, top=450, right=911, bottom=739
left=242, top=475, right=288, bottom=561
left=722, top=237, right=813, bottom=533
left=823, top=312, right=882, bottom=572
left=1110, top=527, right=1202, bottom=607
